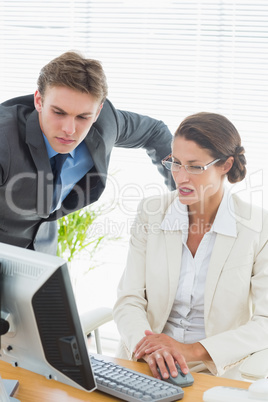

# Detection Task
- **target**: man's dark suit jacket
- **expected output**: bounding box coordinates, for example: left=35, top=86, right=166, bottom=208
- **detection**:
left=0, top=94, right=174, bottom=254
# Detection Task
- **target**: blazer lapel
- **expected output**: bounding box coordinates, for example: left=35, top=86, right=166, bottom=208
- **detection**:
left=84, top=127, right=107, bottom=186
left=204, top=233, right=236, bottom=322
left=163, top=230, right=183, bottom=319
left=25, top=110, right=53, bottom=217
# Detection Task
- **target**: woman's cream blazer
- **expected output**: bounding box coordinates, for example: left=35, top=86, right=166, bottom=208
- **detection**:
left=113, top=190, right=268, bottom=376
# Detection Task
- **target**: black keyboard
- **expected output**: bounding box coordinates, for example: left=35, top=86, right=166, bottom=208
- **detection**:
left=90, top=356, right=184, bottom=401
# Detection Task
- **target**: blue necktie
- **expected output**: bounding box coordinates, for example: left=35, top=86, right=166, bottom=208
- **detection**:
left=51, top=153, right=69, bottom=211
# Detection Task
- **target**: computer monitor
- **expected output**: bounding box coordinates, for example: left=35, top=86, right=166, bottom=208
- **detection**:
left=0, top=242, right=96, bottom=393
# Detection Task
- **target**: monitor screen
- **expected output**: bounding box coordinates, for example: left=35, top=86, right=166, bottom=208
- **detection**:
left=0, top=242, right=96, bottom=392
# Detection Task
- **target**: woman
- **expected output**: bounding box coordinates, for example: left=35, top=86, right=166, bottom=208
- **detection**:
left=113, top=112, right=268, bottom=380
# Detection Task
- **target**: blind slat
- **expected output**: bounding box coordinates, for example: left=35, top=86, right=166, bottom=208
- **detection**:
left=0, top=0, right=268, bottom=177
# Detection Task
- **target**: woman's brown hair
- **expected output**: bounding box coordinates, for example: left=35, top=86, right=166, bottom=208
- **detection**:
left=174, top=112, right=246, bottom=183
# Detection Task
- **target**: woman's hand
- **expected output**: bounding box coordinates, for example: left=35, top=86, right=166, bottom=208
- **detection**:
left=134, top=330, right=188, bottom=379
left=134, top=330, right=211, bottom=379
left=134, top=331, right=178, bottom=356
left=141, top=346, right=188, bottom=380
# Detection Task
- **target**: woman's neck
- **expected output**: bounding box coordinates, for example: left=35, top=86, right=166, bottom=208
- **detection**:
left=188, top=188, right=224, bottom=232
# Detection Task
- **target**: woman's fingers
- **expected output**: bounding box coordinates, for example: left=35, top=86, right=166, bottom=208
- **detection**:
left=145, top=348, right=189, bottom=379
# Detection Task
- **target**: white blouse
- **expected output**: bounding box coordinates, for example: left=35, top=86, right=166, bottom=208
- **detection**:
left=160, top=190, right=237, bottom=344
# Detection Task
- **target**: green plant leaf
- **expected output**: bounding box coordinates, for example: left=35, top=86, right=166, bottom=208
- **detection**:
left=56, top=203, right=119, bottom=271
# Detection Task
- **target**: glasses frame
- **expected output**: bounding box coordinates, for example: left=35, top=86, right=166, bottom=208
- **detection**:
left=161, top=154, right=221, bottom=174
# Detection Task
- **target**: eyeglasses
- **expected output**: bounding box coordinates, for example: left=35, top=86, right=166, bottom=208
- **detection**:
left=161, top=154, right=221, bottom=175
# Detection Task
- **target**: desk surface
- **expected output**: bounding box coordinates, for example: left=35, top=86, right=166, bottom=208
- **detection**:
left=0, top=355, right=250, bottom=402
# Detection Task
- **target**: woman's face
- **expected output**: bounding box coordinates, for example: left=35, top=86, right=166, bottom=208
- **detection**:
left=172, top=136, right=226, bottom=209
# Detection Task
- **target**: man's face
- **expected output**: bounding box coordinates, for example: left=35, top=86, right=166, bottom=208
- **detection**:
left=34, top=86, right=103, bottom=154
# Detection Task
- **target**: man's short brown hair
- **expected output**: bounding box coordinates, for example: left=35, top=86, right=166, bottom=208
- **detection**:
left=37, top=51, right=108, bottom=103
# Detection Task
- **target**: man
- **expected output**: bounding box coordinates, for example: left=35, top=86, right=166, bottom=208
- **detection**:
left=0, top=51, right=174, bottom=254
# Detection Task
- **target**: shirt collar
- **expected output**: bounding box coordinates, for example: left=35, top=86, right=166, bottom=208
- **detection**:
left=211, top=189, right=237, bottom=237
left=160, top=197, right=188, bottom=232
left=42, top=134, right=75, bottom=159
left=160, top=189, right=237, bottom=237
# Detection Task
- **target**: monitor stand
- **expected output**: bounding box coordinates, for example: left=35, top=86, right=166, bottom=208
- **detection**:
left=0, top=378, right=20, bottom=402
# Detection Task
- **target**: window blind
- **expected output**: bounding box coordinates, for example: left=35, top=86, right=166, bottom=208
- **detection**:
left=0, top=0, right=268, bottom=200
left=0, top=0, right=91, bottom=99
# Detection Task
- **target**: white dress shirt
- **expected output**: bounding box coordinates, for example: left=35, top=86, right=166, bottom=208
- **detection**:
left=161, top=190, right=237, bottom=344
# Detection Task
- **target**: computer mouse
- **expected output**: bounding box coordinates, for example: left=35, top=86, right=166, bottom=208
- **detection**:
left=157, top=362, right=194, bottom=387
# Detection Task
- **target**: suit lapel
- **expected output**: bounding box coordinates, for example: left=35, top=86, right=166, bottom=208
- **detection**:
left=84, top=127, right=107, bottom=186
left=25, top=110, right=53, bottom=217
left=163, top=230, right=183, bottom=317
left=204, top=233, right=236, bottom=321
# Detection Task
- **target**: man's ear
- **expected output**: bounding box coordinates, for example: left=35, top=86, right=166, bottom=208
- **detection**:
left=94, top=103, right=103, bottom=122
left=222, top=156, right=234, bottom=174
left=34, top=90, right=42, bottom=112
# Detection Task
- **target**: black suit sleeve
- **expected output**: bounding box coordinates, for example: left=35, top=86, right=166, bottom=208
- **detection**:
left=114, top=109, right=175, bottom=190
